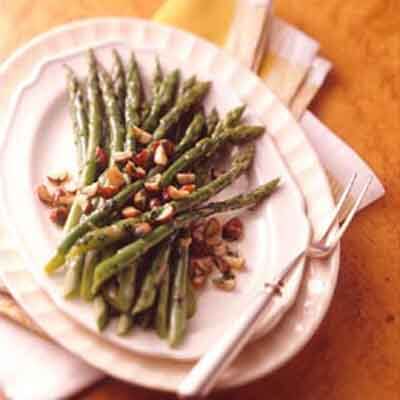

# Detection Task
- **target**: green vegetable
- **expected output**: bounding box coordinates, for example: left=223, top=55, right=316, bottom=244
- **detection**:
left=125, top=52, right=142, bottom=151
left=111, top=49, right=126, bottom=119
left=91, top=177, right=280, bottom=294
left=63, top=255, right=85, bottom=299
left=93, top=294, right=110, bottom=331
left=153, top=81, right=210, bottom=140
left=142, top=69, right=180, bottom=132
left=168, top=234, right=191, bottom=347
left=132, top=239, right=173, bottom=315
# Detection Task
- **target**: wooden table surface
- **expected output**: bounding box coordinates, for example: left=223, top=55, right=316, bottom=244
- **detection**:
left=0, top=1, right=399, bottom=399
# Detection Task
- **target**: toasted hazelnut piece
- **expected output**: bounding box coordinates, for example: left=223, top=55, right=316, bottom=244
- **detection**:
left=133, top=149, right=151, bottom=168
left=191, top=241, right=210, bottom=257
left=167, top=185, right=190, bottom=200
left=214, top=256, right=230, bottom=273
left=191, top=221, right=205, bottom=243
left=221, top=255, right=245, bottom=271
left=98, top=185, right=119, bottom=199
left=192, top=274, right=207, bottom=289
left=106, top=165, right=125, bottom=188
left=212, top=275, right=236, bottom=291
left=154, top=143, right=168, bottom=166
left=95, top=146, right=108, bottom=169
left=113, top=150, right=133, bottom=163
left=63, top=180, right=79, bottom=194
left=222, top=217, right=243, bottom=241
left=144, top=173, right=162, bottom=193
left=81, top=197, right=94, bottom=215
left=124, top=161, right=146, bottom=179
left=162, top=139, right=175, bottom=156
left=149, top=197, right=162, bottom=209
left=49, top=206, right=68, bottom=226
left=181, top=184, right=196, bottom=193
left=213, top=242, right=227, bottom=257
left=132, top=126, right=152, bottom=144
left=134, top=222, right=152, bottom=236
left=37, top=184, right=54, bottom=206
left=155, top=204, right=175, bottom=223
left=133, top=189, right=147, bottom=210
left=204, top=217, right=222, bottom=246
left=179, top=236, right=192, bottom=248
left=121, top=206, right=142, bottom=218
left=81, top=182, right=99, bottom=198
left=162, top=188, right=170, bottom=202
left=47, top=170, right=69, bottom=186
left=191, top=257, right=215, bottom=275
left=176, top=173, right=196, bottom=185
left=53, top=188, right=75, bottom=207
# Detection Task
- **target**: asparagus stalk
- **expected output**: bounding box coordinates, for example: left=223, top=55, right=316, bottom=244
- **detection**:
left=174, top=112, right=205, bottom=155
left=168, top=234, right=191, bottom=347
left=68, top=144, right=255, bottom=255
left=93, top=294, right=110, bottom=331
left=64, top=66, right=88, bottom=169
left=132, top=238, right=173, bottom=316
left=142, top=69, right=180, bottom=132
left=63, top=50, right=103, bottom=233
left=111, top=49, right=126, bottom=119
left=117, top=314, right=134, bottom=336
left=205, top=107, right=219, bottom=137
left=91, top=178, right=280, bottom=294
left=80, top=250, right=99, bottom=301
left=125, top=52, right=142, bottom=151
left=98, top=66, right=126, bottom=158
left=159, top=125, right=263, bottom=188
left=63, top=255, right=85, bottom=298
left=152, top=57, right=163, bottom=97
left=153, top=81, right=211, bottom=140
left=155, top=254, right=171, bottom=338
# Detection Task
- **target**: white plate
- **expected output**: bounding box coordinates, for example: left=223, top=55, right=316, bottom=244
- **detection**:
left=0, top=38, right=310, bottom=360
left=0, top=18, right=339, bottom=390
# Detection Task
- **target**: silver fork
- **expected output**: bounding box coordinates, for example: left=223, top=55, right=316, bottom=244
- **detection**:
left=178, top=173, right=372, bottom=398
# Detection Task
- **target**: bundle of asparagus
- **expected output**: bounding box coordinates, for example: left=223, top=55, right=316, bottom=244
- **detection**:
left=37, top=49, right=279, bottom=347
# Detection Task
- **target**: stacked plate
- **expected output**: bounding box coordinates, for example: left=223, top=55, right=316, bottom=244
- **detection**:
left=0, top=18, right=339, bottom=392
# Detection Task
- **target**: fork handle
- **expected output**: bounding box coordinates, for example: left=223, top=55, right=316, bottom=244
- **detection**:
left=178, top=286, right=276, bottom=398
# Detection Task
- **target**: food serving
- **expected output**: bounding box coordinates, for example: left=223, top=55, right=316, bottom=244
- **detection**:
left=38, top=49, right=279, bottom=347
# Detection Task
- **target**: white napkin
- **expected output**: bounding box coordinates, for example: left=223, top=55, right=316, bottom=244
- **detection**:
left=0, top=318, right=102, bottom=400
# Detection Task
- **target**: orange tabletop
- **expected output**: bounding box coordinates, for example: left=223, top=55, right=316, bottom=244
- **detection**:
left=0, top=1, right=399, bottom=399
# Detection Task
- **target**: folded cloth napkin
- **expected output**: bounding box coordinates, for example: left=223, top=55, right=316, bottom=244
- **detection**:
left=0, top=0, right=385, bottom=398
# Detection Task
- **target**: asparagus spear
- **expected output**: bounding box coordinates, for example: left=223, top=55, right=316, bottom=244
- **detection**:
left=69, top=144, right=255, bottom=255
left=152, top=57, right=163, bottom=97
left=91, top=178, right=280, bottom=294
left=159, top=125, right=263, bottom=188
left=168, top=234, right=191, bottom=347
left=63, top=255, right=85, bottom=298
left=152, top=81, right=211, bottom=140
left=181, top=75, right=197, bottom=94
left=64, top=66, right=88, bottom=169
left=124, top=52, right=142, bottom=152
left=45, top=125, right=262, bottom=273
left=117, top=313, right=134, bottom=336
left=155, top=253, right=171, bottom=338
left=93, top=294, right=110, bottom=331
left=212, top=105, right=246, bottom=137
left=174, top=112, right=205, bottom=155
left=132, top=238, right=173, bottom=315
left=98, top=66, right=126, bottom=158
left=63, top=50, right=103, bottom=233
left=186, top=279, right=197, bottom=319
left=111, top=49, right=126, bottom=119
left=205, top=107, right=219, bottom=137
left=80, top=250, right=99, bottom=301
left=115, top=260, right=138, bottom=312
left=142, top=69, right=180, bottom=132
